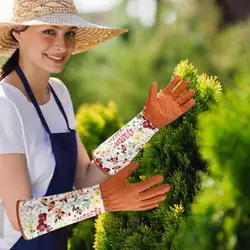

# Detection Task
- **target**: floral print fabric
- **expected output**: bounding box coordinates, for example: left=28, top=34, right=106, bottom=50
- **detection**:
left=17, top=184, right=105, bottom=240
left=93, top=112, right=159, bottom=175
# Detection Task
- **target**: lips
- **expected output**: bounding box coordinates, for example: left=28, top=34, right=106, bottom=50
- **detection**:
left=44, top=53, right=66, bottom=63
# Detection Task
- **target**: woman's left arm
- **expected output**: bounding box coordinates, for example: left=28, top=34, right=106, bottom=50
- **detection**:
left=73, top=132, right=110, bottom=190
left=73, top=76, right=196, bottom=187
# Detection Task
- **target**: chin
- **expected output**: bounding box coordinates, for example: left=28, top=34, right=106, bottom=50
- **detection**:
left=45, top=64, right=65, bottom=74
left=50, top=68, right=64, bottom=73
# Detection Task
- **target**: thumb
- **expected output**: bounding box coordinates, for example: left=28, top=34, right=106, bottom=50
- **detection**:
left=117, top=162, right=140, bottom=180
left=145, top=82, right=158, bottom=108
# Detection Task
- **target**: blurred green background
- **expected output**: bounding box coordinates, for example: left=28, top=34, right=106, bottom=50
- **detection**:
left=58, top=0, right=250, bottom=121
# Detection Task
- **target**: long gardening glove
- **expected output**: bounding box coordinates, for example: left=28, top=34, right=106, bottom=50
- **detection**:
left=93, top=76, right=195, bottom=175
left=17, top=162, right=170, bottom=240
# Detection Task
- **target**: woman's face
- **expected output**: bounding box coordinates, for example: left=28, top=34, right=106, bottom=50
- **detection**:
left=13, top=25, right=77, bottom=73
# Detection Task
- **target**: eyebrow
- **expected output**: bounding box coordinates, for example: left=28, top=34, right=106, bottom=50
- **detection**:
left=51, top=26, right=78, bottom=30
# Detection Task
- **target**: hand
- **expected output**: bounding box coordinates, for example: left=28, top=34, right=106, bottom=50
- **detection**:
left=142, top=76, right=196, bottom=128
left=100, top=162, right=171, bottom=211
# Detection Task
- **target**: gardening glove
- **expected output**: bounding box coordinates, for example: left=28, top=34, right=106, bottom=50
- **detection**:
left=100, top=162, right=171, bottom=211
left=93, top=76, right=196, bottom=175
left=142, top=75, right=195, bottom=128
left=16, top=162, right=170, bottom=240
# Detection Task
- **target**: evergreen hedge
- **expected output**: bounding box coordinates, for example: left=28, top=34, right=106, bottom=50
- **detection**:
left=174, top=77, right=250, bottom=250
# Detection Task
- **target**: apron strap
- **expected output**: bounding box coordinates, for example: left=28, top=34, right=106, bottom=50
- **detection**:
left=15, top=64, right=52, bottom=134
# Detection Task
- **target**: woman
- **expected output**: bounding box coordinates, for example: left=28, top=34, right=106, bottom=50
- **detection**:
left=0, top=0, right=196, bottom=249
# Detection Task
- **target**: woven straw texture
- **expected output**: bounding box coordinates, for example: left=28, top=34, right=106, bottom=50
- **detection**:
left=0, top=0, right=128, bottom=57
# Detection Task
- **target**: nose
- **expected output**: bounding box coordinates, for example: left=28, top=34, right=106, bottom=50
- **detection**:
left=54, top=37, right=67, bottom=53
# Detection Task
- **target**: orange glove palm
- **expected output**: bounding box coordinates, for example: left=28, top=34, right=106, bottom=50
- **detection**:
left=142, top=76, right=195, bottom=128
left=100, top=162, right=171, bottom=211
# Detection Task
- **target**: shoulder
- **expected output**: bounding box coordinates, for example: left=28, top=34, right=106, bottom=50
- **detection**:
left=49, top=77, right=68, bottom=93
left=49, top=77, right=73, bottom=104
left=49, top=77, right=70, bottom=100
left=0, top=88, right=21, bottom=121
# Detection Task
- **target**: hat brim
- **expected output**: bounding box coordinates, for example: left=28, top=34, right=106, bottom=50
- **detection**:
left=0, top=13, right=128, bottom=57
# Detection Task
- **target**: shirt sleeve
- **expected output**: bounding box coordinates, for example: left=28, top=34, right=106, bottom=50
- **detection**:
left=50, top=78, right=77, bottom=130
left=0, top=97, right=25, bottom=154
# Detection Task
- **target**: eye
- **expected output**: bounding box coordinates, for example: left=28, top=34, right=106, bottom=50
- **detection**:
left=43, top=29, right=55, bottom=35
left=66, top=31, right=76, bottom=37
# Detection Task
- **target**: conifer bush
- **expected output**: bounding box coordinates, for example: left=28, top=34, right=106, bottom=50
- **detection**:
left=93, top=60, right=223, bottom=250
left=174, top=79, right=250, bottom=250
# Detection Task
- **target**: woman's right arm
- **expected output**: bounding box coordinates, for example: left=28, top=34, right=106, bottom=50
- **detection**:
left=0, top=97, right=28, bottom=232
left=0, top=153, right=32, bottom=231
left=17, top=162, right=170, bottom=240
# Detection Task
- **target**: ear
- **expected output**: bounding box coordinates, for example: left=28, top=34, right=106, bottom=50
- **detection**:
left=11, top=26, right=27, bottom=43
left=11, top=30, right=21, bottom=43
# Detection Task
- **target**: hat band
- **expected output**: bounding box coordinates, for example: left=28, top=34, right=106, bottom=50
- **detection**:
left=12, top=0, right=77, bottom=23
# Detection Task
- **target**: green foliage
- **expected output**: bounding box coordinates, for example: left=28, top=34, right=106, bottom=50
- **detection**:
left=68, top=220, right=95, bottom=250
left=93, top=60, right=223, bottom=250
left=75, top=101, right=122, bottom=157
left=174, top=79, right=250, bottom=250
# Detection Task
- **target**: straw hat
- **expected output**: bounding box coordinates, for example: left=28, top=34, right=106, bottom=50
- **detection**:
left=0, top=0, right=128, bottom=57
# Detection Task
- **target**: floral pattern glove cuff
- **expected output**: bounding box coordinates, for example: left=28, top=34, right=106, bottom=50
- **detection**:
left=16, top=184, right=105, bottom=240
left=92, top=112, right=159, bottom=175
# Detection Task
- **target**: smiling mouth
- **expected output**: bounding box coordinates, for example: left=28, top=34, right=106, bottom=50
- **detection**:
left=44, top=53, right=65, bottom=62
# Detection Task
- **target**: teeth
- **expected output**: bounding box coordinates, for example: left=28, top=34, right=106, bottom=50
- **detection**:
left=46, top=54, right=63, bottom=61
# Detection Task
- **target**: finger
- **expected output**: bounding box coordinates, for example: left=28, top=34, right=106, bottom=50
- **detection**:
left=145, top=82, right=158, bottom=108
left=140, top=194, right=167, bottom=207
left=180, top=99, right=195, bottom=114
left=171, top=80, right=191, bottom=99
left=140, top=184, right=171, bottom=200
left=116, top=162, right=140, bottom=179
left=162, top=75, right=181, bottom=95
left=137, top=203, right=159, bottom=211
left=176, top=89, right=195, bottom=106
left=137, top=174, right=164, bottom=192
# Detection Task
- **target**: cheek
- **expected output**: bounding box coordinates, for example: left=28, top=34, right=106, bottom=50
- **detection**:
left=36, top=36, right=52, bottom=51
left=24, top=36, right=51, bottom=57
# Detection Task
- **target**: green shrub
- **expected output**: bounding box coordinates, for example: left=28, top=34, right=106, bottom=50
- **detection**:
left=93, top=60, right=223, bottom=250
left=174, top=78, right=250, bottom=250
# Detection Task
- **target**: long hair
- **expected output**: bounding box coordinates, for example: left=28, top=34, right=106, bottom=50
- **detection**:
left=0, top=26, right=28, bottom=81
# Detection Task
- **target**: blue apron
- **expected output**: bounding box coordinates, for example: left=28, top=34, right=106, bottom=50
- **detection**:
left=11, top=64, right=78, bottom=250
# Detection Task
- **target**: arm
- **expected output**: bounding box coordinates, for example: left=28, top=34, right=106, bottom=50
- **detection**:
left=0, top=154, right=31, bottom=231
left=0, top=97, right=29, bottom=232
left=74, top=77, right=195, bottom=187
left=17, top=162, right=170, bottom=240
left=93, top=76, right=196, bottom=175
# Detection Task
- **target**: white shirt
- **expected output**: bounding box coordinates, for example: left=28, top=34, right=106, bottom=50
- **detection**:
left=0, top=77, right=77, bottom=249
